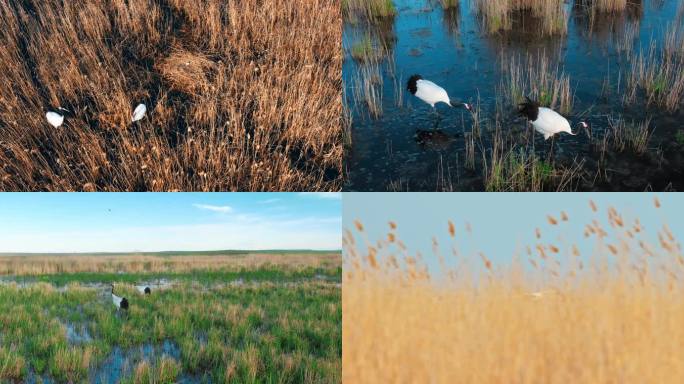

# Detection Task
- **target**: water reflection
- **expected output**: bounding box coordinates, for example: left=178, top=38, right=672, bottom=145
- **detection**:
left=572, top=0, right=643, bottom=44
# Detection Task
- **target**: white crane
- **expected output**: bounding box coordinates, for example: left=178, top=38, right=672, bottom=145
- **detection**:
left=518, top=97, right=587, bottom=140
left=111, top=284, right=129, bottom=310
left=45, top=107, right=69, bottom=128
left=132, top=103, right=147, bottom=122
left=407, top=75, right=471, bottom=112
left=135, top=285, right=151, bottom=295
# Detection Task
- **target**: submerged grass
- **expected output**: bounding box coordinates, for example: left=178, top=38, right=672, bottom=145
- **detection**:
left=0, top=0, right=342, bottom=191
left=344, top=199, right=684, bottom=383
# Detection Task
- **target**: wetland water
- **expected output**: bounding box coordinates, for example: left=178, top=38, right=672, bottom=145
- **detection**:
left=344, top=0, right=684, bottom=191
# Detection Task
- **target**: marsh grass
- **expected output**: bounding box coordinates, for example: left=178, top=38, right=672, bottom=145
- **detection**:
left=0, top=0, right=341, bottom=191
left=484, top=148, right=554, bottom=191
left=501, top=52, right=573, bottom=114
left=474, top=0, right=568, bottom=36
left=675, top=130, right=684, bottom=146
left=0, top=274, right=341, bottom=383
left=440, top=0, right=460, bottom=10
left=625, top=36, right=684, bottom=112
left=344, top=200, right=684, bottom=383
left=351, top=60, right=384, bottom=120
left=605, top=117, right=653, bottom=154
left=0, top=252, right=341, bottom=276
left=343, top=0, right=396, bottom=23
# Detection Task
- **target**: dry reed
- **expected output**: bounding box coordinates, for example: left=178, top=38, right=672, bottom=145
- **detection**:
left=0, top=0, right=342, bottom=191
left=0, top=252, right=341, bottom=275
left=344, top=200, right=684, bottom=383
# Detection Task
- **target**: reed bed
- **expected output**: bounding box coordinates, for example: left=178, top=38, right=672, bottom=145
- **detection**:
left=625, top=39, right=684, bottom=112
left=501, top=52, right=573, bottom=114
left=0, top=0, right=341, bottom=191
left=474, top=0, right=568, bottom=36
left=0, top=252, right=341, bottom=276
left=343, top=0, right=396, bottom=23
left=344, top=199, right=684, bottom=383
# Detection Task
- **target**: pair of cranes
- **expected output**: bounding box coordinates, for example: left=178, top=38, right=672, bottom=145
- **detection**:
left=46, top=103, right=147, bottom=128
left=407, top=74, right=588, bottom=140
left=111, top=284, right=152, bottom=311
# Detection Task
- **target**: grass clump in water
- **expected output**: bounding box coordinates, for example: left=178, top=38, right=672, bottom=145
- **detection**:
left=343, top=0, right=396, bottom=23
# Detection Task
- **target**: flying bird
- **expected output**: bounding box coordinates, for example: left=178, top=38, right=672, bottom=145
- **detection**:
left=518, top=97, right=587, bottom=140
left=135, top=285, right=151, bottom=295
left=407, top=75, right=471, bottom=112
left=111, top=284, right=129, bottom=310
left=132, top=103, right=147, bottom=122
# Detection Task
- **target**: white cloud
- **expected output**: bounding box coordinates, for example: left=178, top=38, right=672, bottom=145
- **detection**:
left=192, top=204, right=233, bottom=213
left=0, top=215, right=341, bottom=253
left=258, top=198, right=281, bottom=204
left=298, top=192, right=342, bottom=200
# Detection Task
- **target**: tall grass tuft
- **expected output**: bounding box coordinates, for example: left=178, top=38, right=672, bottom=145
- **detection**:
left=625, top=36, right=684, bottom=112
left=474, top=0, right=568, bottom=36
left=501, top=52, right=573, bottom=114
left=343, top=0, right=396, bottom=23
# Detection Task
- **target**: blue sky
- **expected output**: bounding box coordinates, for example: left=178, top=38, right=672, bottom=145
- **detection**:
left=0, top=193, right=341, bottom=253
left=344, top=193, right=682, bottom=271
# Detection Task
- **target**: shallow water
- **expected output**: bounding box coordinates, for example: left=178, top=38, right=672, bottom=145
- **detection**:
left=344, top=0, right=684, bottom=191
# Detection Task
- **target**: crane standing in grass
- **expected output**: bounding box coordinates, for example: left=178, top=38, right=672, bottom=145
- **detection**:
left=518, top=96, right=588, bottom=158
left=407, top=74, right=472, bottom=122
left=111, top=284, right=129, bottom=310
left=132, top=103, right=147, bottom=122
left=45, top=107, right=70, bottom=128
left=518, top=96, right=587, bottom=140
left=136, top=285, right=151, bottom=295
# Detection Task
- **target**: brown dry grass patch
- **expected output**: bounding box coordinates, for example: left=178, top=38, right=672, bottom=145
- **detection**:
left=0, top=252, right=341, bottom=275
left=0, top=0, right=341, bottom=191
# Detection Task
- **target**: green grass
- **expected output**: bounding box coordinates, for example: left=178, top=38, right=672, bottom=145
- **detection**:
left=343, top=0, right=396, bottom=23
left=0, top=272, right=341, bottom=383
left=676, top=130, right=684, bottom=145
left=9, top=266, right=341, bottom=286
left=485, top=149, right=554, bottom=192
left=351, top=35, right=375, bottom=62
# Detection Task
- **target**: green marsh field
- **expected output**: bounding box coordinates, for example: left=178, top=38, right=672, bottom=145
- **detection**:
left=0, top=251, right=341, bottom=383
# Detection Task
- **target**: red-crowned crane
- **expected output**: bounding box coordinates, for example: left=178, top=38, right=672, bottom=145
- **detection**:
left=407, top=75, right=472, bottom=112
left=111, top=284, right=129, bottom=310
left=518, top=97, right=587, bottom=140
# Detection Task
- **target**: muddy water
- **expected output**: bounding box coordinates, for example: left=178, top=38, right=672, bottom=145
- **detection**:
left=344, top=0, right=684, bottom=191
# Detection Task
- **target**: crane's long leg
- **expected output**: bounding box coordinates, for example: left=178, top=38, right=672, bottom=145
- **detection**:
left=547, top=136, right=556, bottom=163
left=430, top=105, right=442, bottom=129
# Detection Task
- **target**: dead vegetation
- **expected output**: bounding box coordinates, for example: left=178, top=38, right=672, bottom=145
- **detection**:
left=0, top=0, right=342, bottom=191
left=0, top=252, right=342, bottom=275
left=344, top=199, right=684, bottom=383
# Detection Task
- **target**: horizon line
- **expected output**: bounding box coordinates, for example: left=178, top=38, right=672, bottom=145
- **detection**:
left=0, top=248, right=342, bottom=256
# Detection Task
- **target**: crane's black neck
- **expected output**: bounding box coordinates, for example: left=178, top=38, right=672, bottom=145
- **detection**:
left=407, top=74, right=422, bottom=95
left=518, top=97, right=539, bottom=121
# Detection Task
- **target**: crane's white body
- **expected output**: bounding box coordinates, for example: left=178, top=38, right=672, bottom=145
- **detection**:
left=46, top=111, right=64, bottom=128
left=414, top=79, right=451, bottom=108
left=132, top=104, right=147, bottom=122
left=532, top=107, right=573, bottom=140
left=112, top=293, right=125, bottom=308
